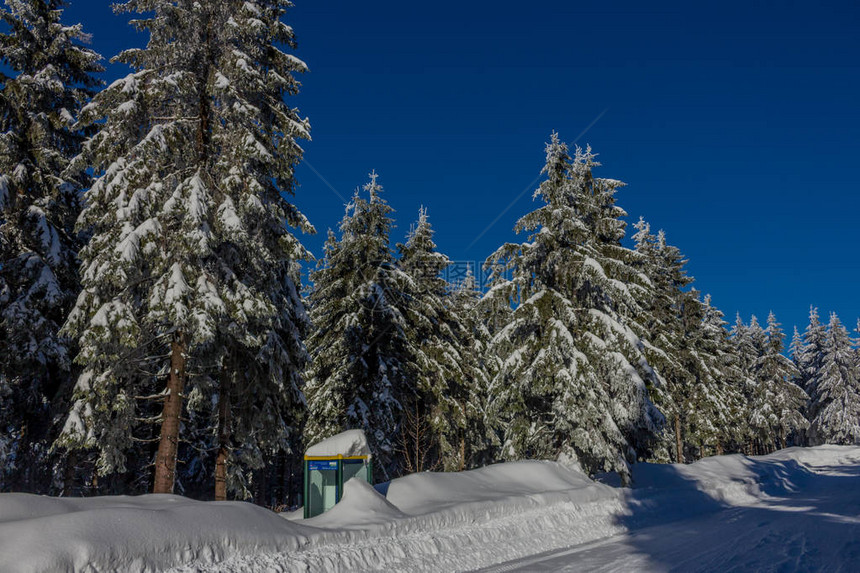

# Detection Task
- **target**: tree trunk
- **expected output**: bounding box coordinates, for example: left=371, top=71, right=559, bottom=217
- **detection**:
left=15, top=422, right=33, bottom=492
left=284, top=454, right=296, bottom=508
left=214, top=364, right=231, bottom=501
left=153, top=333, right=187, bottom=494
left=254, top=467, right=269, bottom=507
left=62, top=450, right=77, bottom=497
left=458, top=432, right=466, bottom=472
left=273, top=451, right=287, bottom=508
left=715, top=440, right=724, bottom=456
left=674, top=413, right=684, bottom=464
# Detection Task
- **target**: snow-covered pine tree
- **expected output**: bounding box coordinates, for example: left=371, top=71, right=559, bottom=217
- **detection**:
left=743, top=315, right=772, bottom=453
left=397, top=207, right=476, bottom=471
left=729, top=314, right=759, bottom=452
left=632, top=219, right=692, bottom=463
left=450, top=266, right=496, bottom=468
left=788, top=307, right=828, bottom=447
left=748, top=312, right=807, bottom=452
left=789, top=326, right=805, bottom=378
left=731, top=315, right=756, bottom=374
left=787, top=327, right=806, bottom=437
left=807, top=314, right=860, bottom=445
left=483, top=134, right=661, bottom=481
left=796, top=307, right=826, bottom=403
left=767, top=312, right=807, bottom=448
left=60, top=0, right=311, bottom=497
left=698, top=295, right=747, bottom=454
left=200, top=0, right=312, bottom=502
left=305, top=174, right=414, bottom=479
left=632, top=221, right=741, bottom=461
left=0, top=0, right=102, bottom=492
left=673, top=290, right=729, bottom=460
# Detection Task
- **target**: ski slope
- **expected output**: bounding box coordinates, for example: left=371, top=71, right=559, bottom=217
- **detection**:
left=0, top=446, right=858, bottom=572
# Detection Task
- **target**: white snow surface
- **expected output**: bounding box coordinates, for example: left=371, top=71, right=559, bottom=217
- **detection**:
left=1, top=446, right=859, bottom=572
left=304, top=428, right=371, bottom=458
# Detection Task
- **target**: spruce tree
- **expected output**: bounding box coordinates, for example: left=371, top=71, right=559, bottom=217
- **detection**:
left=744, top=315, right=772, bottom=452
left=632, top=219, right=692, bottom=463
left=766, top=312, right=807, bottom=447
left=451, top=267, right=495, bottom=468
left=483, top=134, right=661, bottom=481
left=0, top=0, right=102, bottom=492
left=788, top=325, right=806, bottom=402
left=60, top=0, right=311, bottom=496
left=305, top=173, right=413, bottom=479
left=789, top=326, right=804, bottom=372
left=730, top=314, right=760, bottom=452
left=748, top=313, right=807, bottom=452
left=397, top=208, right=479, bottom=471
left=795, top=307, right=827, bottom=423
left=698, top=295, right=747, bottom=454
left=808, top=314, right=860, bottom=445
left=633, top=221, right=743, bottom=462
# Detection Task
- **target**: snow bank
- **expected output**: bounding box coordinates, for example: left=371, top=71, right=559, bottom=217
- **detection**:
left=309, top=478, right=406, bottom=528
left=2, top=446, right=859, bottom=572
left=304, top=429, right=371, bottom=458
left=632, top=445, right=860, bottom=504
left=0, top=494, right=314, bottom=573
left=765, top=443, right=860, bottom=469
left=199, top=461, right=626, bottom=573
left=385, top=458, right=600, bottom=515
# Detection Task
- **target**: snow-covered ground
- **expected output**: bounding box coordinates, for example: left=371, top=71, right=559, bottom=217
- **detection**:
left=1, top=446, right=859, bottom=572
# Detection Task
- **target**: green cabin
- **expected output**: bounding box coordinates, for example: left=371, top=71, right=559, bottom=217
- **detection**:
left=303, top=429, right=373, bottom=518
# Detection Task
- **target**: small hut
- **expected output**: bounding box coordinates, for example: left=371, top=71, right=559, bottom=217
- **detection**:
left=303, top=429, right=373, bottom=518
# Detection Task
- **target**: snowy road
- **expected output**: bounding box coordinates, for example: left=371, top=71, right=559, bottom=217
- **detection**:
left=481, top=457, right=860, bottom=572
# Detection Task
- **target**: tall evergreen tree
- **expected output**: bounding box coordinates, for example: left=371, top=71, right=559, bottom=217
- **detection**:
left=698, top=295, right=746, bottom=454
left=450, top=267, right=495, bottom=468
left=789, top=326, right=805, bottom=381
left=789, top=326, right=803, bottom=366
left=808, top=314, right=860, bottom=445
left=633, top=221, right=743, bottom=462
left=748, top=312, right=807, bottom=451
left=730, top=314, right=759, bottom=452
left=483, top=134, right=661, bottom=481
left=742, top=316, right=770, bottom=452
left=632, top=219, right=692, bottom=463
left=305, top=174, right=414, bottom=479
left=0, top=0, right=102, bottom=492
left=60, top=0, right=311, bottom=496
left=795, top=307, right=827, bottom=405
left=397, top=208, right=481, bottom=471
left=397, top=208, right=455, bottom=470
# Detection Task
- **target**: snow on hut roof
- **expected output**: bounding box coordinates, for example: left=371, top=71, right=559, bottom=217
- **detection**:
left=305, top=429, right=371, bottom=458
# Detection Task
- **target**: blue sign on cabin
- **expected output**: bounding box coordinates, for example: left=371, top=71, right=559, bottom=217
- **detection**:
left=307, top=460, right=339, bottom=471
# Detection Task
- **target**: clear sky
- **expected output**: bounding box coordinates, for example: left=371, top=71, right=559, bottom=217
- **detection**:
left=65, top=0, right=860, bottom=336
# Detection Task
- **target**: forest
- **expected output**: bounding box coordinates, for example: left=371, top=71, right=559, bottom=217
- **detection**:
left=1, top=0, right=859, bottom=508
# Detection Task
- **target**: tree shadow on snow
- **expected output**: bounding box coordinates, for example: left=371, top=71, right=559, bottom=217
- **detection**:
left=604, top=456, right=860, bottom=572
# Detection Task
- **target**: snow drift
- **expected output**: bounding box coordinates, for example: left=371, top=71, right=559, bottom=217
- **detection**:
left=0, top=494, right=315, bottom=572
left=0, top=446, right=858, bottom=572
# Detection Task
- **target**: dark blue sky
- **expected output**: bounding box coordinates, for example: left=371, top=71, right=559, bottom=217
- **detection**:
left=66, top=0, right=860, bottom=335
